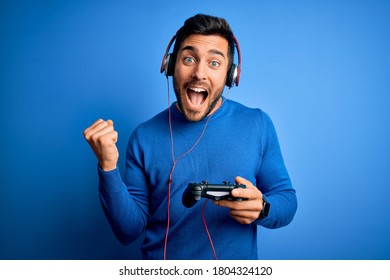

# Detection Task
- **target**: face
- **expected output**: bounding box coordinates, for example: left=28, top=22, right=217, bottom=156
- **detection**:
left=173, top=34, right=230, bottom=122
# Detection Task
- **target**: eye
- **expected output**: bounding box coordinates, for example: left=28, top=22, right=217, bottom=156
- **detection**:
left=184, top=57, right=195, bottom=64
left=210, top=60, right=220, bottom=68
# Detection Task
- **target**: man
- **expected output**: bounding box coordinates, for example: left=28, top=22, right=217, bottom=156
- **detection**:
left=84, top=14, right=297, bottom=260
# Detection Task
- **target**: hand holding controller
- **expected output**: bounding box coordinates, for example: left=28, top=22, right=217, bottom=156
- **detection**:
left=182, top=181, right=246, bottom=208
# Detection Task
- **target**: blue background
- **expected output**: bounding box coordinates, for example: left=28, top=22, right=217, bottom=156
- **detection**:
left=1, top=0, right=389, bottom=259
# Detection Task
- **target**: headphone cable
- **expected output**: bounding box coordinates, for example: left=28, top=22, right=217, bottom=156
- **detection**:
left=164, top=77, right=231, bottom=259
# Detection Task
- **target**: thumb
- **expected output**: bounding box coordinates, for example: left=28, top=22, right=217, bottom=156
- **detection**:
left=235, top=176, right=252, bottom=187
left=233, top=176, right=261, bottom=199
left=107, top=119, right=114, bottom=126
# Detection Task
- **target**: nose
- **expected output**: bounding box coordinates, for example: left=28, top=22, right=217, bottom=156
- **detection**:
left=191, top=61, right=207, bottom=81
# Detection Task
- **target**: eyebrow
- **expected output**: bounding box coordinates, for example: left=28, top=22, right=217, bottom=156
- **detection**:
left=181, top=45, right=226, bottom=59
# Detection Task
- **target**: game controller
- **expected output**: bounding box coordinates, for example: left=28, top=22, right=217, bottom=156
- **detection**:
left=182, top=181, right=246, bottom=208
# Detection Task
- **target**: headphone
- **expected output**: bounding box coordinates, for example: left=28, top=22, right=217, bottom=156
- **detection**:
left=160, top=33, right=242, bottom=88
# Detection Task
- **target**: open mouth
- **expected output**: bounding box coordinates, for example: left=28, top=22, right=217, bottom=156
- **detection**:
left=186, top=87, right=208, bottom=107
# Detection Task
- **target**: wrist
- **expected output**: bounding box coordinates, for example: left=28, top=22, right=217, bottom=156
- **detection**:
left=257, top=195, right=270, bottom=220
left=99, top=161, right=117, bottom=171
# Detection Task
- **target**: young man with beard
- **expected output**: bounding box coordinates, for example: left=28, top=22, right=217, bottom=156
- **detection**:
left=84, top=14, right=297, bottom=259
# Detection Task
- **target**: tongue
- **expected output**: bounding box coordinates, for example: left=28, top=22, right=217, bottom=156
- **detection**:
left=188, top=91, right=205, bottom=106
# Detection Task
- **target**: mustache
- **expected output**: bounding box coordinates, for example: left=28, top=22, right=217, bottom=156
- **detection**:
left=183, top=79, right=209, bottom=89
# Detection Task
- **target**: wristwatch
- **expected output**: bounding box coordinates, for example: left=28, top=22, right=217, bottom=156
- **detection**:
left=258, top=196, right=270, bottom=220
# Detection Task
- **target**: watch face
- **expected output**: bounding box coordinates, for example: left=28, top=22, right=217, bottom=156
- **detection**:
left=260, top=196, right=270, bottom=219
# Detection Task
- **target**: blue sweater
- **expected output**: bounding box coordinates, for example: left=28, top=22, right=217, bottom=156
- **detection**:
left=98, top=99, right=297, bottom=259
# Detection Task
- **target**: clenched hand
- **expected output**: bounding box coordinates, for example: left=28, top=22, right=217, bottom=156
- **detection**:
left=83, top=119, right=119, bottom=171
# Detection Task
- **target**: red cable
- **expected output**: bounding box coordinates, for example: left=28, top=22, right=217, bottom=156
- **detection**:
left=163, top=77, right=231, bottom=259
left=202, top=199, right=218, bottom=260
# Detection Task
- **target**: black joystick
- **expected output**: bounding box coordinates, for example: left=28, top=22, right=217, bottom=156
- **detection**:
left=182, top=181, right=246, bottom=208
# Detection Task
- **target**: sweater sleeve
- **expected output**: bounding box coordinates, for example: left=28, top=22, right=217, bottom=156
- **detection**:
left=98, top=129, right=150, bottom=245
left=254, top=112, right=298, bottom=228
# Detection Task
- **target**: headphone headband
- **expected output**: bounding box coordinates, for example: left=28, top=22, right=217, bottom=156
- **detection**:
left=160, top=33, right=242, bottom=87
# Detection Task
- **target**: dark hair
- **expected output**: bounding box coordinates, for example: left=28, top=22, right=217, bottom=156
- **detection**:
left=172, top=14, right=235, bottom=68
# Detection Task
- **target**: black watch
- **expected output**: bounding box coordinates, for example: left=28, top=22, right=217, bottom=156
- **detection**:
left=258, top=196, right=270, bottom=220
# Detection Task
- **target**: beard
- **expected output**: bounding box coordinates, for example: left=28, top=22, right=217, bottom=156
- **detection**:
left=173, top=77, right=224, bottom=122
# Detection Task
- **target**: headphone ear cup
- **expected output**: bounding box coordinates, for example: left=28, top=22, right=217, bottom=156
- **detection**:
left=166, top=54, right=175, bottom=76
left=162, top=54, right=175, bottom=76
left=161, top=54, right=171, bottom=76
left=226, top=64, right=237, bottom=87
left=161, top=34, right=177, bottom=76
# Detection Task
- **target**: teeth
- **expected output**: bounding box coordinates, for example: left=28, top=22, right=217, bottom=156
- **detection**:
left=190, top=87, right=206, bottom=93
